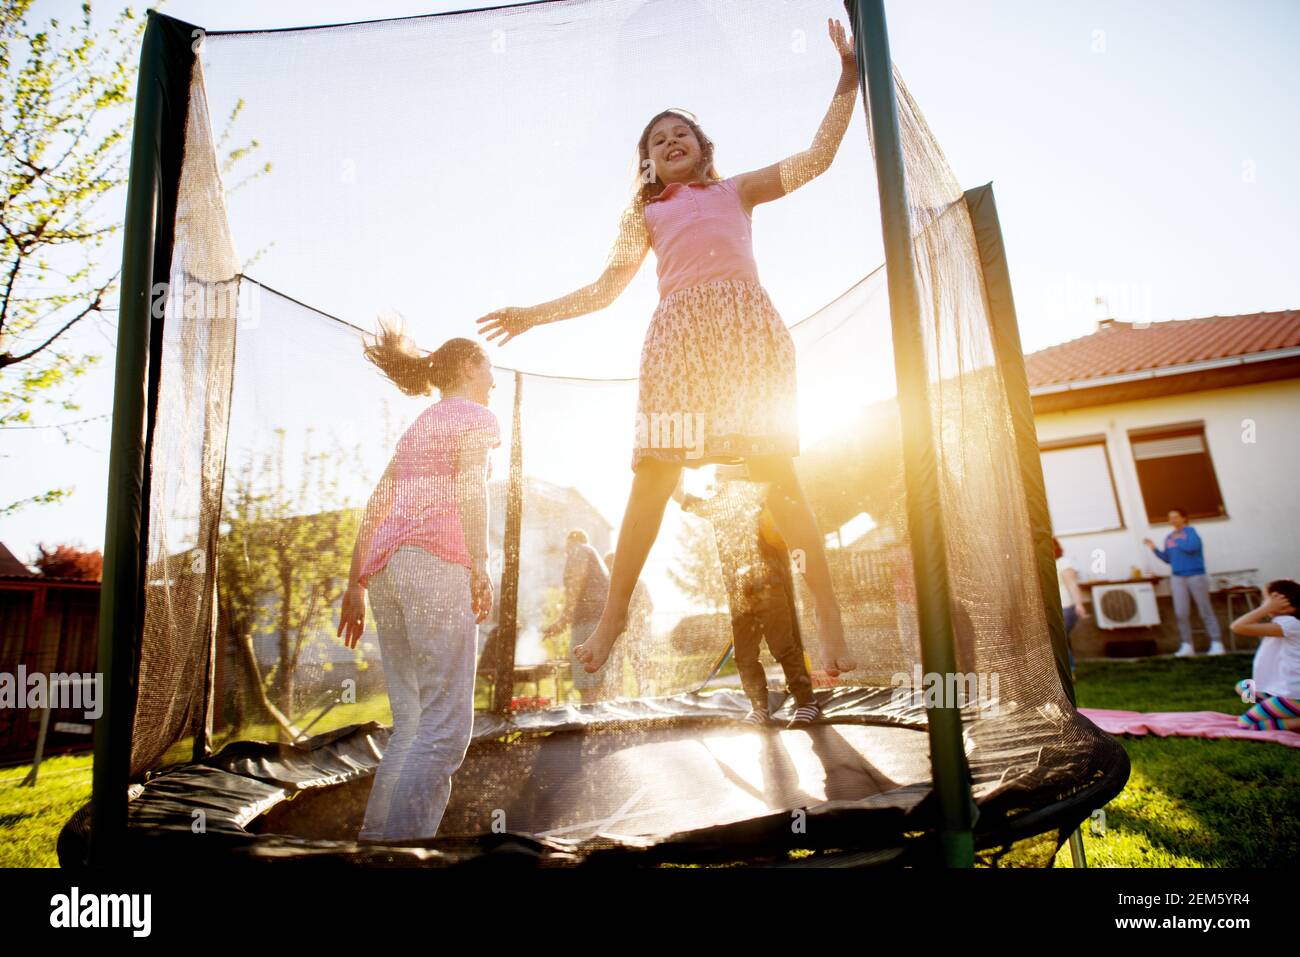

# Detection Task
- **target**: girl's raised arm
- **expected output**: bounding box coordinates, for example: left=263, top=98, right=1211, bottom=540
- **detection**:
left=476, top=203, right=650, bottom=347
left=1230, top=591, right=1292, bottom=639
left=734, top=18, right=858, bottom=211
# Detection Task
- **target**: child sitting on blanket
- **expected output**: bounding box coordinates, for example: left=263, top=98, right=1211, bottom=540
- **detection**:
left=1229, top=578, right=1300, bottom=732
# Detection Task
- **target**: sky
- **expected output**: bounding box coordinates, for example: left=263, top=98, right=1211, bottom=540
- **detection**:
left=4, top=0, right=1299, bottom=574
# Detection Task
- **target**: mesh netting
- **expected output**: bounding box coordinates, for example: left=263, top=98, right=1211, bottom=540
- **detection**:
left=205, top=268, right=918, bottom=743
left=134, top=56, right=240, bottom=770
left=116, top=0, right=1125, bottom=864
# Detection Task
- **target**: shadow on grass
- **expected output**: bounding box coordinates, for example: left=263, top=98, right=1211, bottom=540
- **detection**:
left=1062, top=655, right=1300, bottom=867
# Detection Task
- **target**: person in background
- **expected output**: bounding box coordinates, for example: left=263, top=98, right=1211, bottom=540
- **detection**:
left=543, top=529, right=610, bottom=704
left=1053, top=537, right=1089, bottom=678
left=672, top=466, right=819, bottom=728
left=1229, top=579, right=1300, bottom=731
left=606, top=550, right=654, bottom=697
left=1143, top=507, right=1225, bottom=657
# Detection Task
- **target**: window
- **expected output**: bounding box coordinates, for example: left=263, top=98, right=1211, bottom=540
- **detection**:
left=1039, top=435, right=1124, bottom=535
left=1128, top=422, right=1226, bottom=522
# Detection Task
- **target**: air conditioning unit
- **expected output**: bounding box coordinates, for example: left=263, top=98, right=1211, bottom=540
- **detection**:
left=1091, top=582, right=1161, bottom=630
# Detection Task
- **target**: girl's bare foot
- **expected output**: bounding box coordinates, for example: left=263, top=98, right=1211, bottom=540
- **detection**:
left=573, top=608, right=628, bottom=673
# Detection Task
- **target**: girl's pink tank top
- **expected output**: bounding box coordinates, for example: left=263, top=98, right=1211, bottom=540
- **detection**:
left=358, top=396, right=501, bottom=586
left=643, top=175, right=760, bottom=299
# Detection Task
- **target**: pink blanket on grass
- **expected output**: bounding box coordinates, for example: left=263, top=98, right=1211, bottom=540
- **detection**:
left=1078, top=708, right=1300, bottom=749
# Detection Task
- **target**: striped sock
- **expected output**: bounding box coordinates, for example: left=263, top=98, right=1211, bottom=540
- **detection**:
left=787, top=702, right=821, bottom=728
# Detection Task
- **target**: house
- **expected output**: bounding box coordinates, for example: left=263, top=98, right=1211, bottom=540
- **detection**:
left=0, top=543, right=34, bottom=578
left=0, top=542, right=100, bottom=765
left=1028, top=309, right=1300, bottom=654
left=487, top=474, right=612, bottom=635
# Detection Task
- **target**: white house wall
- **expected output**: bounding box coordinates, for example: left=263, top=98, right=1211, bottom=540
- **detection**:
left=1035, top=378, right=1300, bottom=588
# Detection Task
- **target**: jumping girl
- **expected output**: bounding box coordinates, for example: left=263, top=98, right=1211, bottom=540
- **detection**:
left=477, top=19, right=860, bottom=689
left=338, top=327, right=500, bottom=842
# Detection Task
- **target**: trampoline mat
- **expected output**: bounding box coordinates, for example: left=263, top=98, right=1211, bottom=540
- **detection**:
left=58, top=688, right=1128, bottom=867
left=262, top=720, right=933, bottom=847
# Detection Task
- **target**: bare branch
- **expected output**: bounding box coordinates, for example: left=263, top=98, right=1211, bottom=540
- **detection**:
left=0, top=272, right=115, bottom=367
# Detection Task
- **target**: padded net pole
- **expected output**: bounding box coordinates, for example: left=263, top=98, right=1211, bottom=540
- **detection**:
left=964, top=183, right=1078, bottom=708
left=846, top=0, right=976, bottom=867
left=491, top=370, right=526, bottom=713
left=90, top=10, right=198, bottom=866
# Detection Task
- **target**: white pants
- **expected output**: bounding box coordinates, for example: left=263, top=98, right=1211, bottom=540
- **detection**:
left=1169, top=573, right=1221, bottom=646
left=359, top=545, right=478, bottom=842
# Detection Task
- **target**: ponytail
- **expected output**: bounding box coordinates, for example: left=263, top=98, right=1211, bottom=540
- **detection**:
left=363, top=314, right=485, bottom=397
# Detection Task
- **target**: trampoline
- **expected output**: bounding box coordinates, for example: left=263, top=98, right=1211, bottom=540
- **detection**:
left=61, top=0, right=1129, bottom=869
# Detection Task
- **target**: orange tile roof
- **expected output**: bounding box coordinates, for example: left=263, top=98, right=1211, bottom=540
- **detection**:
left=0, top=542, right=34, bottom=577
left=1024, top=310, right=1300, bottom=389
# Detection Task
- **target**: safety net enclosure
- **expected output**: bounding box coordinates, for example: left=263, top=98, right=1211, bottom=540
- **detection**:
left=62, top=0, right=1128, bottom=869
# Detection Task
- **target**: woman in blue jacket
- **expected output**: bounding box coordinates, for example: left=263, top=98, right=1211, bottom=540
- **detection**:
left=1143, top=507, right=1225, bottom=656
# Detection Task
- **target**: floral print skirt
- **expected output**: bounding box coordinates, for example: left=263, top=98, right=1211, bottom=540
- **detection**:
left=632, top=278, right=798, bottom=472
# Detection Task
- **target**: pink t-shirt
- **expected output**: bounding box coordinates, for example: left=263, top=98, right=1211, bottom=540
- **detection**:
left=358, top=396, right=501, bottom=585
left=643, top=175, right=761, bottom=299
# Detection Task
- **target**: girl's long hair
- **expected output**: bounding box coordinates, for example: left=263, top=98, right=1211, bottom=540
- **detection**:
left=363, top=314, right=485, bottom=397
left=630, top=108, right=723, bottom=210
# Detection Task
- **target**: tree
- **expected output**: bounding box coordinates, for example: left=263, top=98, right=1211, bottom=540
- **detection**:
left=0, top=2, right=269, bottom=516
left=217, top=428, right=364, bottom=741
left=33, top=542, right=102, bottom=579
left=0, top=2, right=136, bottom=513
left=215, top=450, right=281, bottom=738
left=665, top=515, right=726, bottom=612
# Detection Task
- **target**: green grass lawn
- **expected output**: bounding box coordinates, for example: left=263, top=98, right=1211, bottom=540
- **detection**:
left=0, top=753, right=93, bottom=868
left=1052, top=654, right=1300, bottom=867
left=2, top=654, right=1296, bottom=868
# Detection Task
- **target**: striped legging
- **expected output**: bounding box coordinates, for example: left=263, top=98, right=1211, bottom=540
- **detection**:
left=1235, top=680, right=1300, bottom=730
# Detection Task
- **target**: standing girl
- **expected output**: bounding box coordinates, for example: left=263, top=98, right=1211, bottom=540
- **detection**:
left=477, top=19, right=860, bottom=684
left=338, top=326, right=501, bottom=842
left=672, top=466, right=820, bottom=727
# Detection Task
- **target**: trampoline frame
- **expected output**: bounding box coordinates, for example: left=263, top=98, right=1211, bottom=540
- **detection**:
left=87, top=0, right=1082, bottom=868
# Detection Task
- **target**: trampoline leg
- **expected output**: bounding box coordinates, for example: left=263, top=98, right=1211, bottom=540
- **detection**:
left=1068, top=827, right=1088, bottom=868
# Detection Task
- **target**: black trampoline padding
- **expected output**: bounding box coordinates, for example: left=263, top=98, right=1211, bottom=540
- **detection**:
left=60, top=688, right=1128, bottom=868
